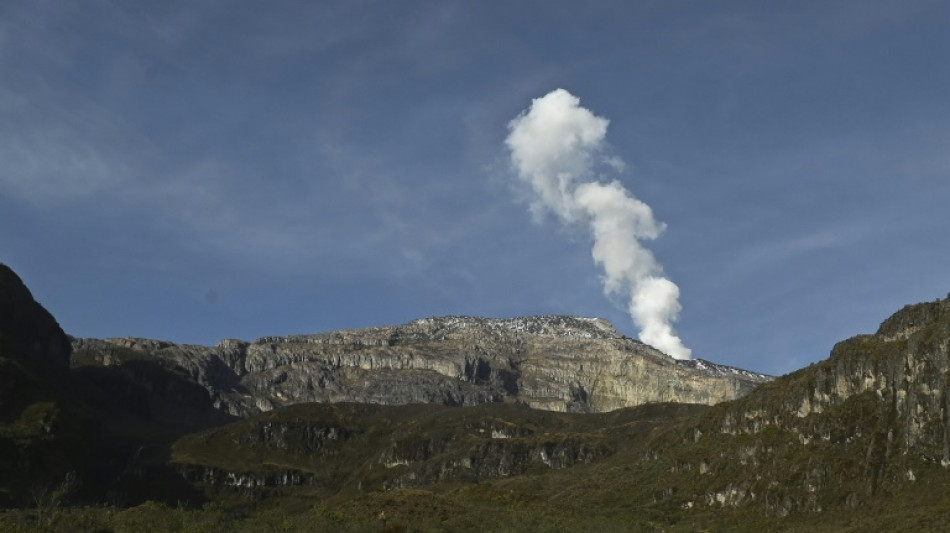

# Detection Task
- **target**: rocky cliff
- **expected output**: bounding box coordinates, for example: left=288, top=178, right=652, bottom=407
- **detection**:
left=640, top=293, right=950, bottom=517
left=72, top=315, right=770, bottom=417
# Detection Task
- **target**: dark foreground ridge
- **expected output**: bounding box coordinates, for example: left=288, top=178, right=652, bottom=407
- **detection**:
left=3, top=262, right=950, bottom=531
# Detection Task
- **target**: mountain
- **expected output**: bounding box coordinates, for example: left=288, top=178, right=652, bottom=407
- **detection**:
left=4, top=260, right=950, bottom=532
left=0, top=263, right=79, bottom=506
left=0, top=264, right=71, bottom=377
left=0, top=263, right=228, bottom=508
left=71, top=315, right=770, bottom=417
left=157, top=294, right=950, bottom=531
left=642, top=293, right=950, bottom=517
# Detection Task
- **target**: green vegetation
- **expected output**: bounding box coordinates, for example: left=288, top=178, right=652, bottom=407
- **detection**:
left=6, top=261, right=950, bottom=531
left=1, top=464, right=950, bottom=532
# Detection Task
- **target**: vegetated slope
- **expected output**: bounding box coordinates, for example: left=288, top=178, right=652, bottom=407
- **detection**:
left=73, top=315, right=770, bottom=417
left=623, top=293, right=950, bottom=525
left=170, top=401, right=706, bottom=496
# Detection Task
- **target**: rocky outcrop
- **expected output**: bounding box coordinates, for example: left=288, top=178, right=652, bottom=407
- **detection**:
left=707, top=295, right=950, bottom=453
left=644, top=294, right=950, bottom=517
left=73, top=316, right=770, bottom=416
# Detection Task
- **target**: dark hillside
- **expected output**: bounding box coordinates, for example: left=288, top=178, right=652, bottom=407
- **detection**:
left=0, top=263, right=229, bottom=508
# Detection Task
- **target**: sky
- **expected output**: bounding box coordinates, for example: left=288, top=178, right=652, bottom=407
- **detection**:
left=2, top=1, right=948, bottom=376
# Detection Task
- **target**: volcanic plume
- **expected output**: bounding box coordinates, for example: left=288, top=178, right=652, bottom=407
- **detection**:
left=505, top=89, right=691, bottom=359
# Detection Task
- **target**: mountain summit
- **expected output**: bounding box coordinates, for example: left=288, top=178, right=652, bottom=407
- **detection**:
left=72, top=314, right=770, bottom=416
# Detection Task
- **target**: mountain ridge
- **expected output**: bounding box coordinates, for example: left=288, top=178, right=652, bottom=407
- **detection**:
left=6, top=261, right=950, bottom=531
left=161, top=293, right=950, bottom=529
left=71, top=314, right=771, bottom=417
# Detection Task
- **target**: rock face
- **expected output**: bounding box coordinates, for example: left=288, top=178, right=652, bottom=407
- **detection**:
left=72, top=316, right=770, bottom=417
left=644, top=294, right=950, bottom=516
left=710, top=295, right=950, bottom=457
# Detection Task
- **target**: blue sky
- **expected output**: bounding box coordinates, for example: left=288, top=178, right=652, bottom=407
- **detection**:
left=2, top=1, right=947, bottom=375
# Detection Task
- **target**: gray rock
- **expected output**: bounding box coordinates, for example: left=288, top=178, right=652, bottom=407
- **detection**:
left=661, top=294, right=950, bottom=516
left=71, top=315, right=772, bottom=417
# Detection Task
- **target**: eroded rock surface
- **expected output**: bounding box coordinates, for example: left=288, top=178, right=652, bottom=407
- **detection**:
left=646, top=295, right=950, bottom=516
left=72, top=315, right=771, bottom=416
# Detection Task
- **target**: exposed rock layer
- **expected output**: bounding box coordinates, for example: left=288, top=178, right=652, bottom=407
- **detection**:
left=72, top=316, right=770, bottom=416
left=646, top=294, right=950, bottom=516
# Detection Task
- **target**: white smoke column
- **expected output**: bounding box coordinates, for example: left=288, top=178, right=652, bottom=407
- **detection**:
left=505, top=89, right=691, bottom=359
